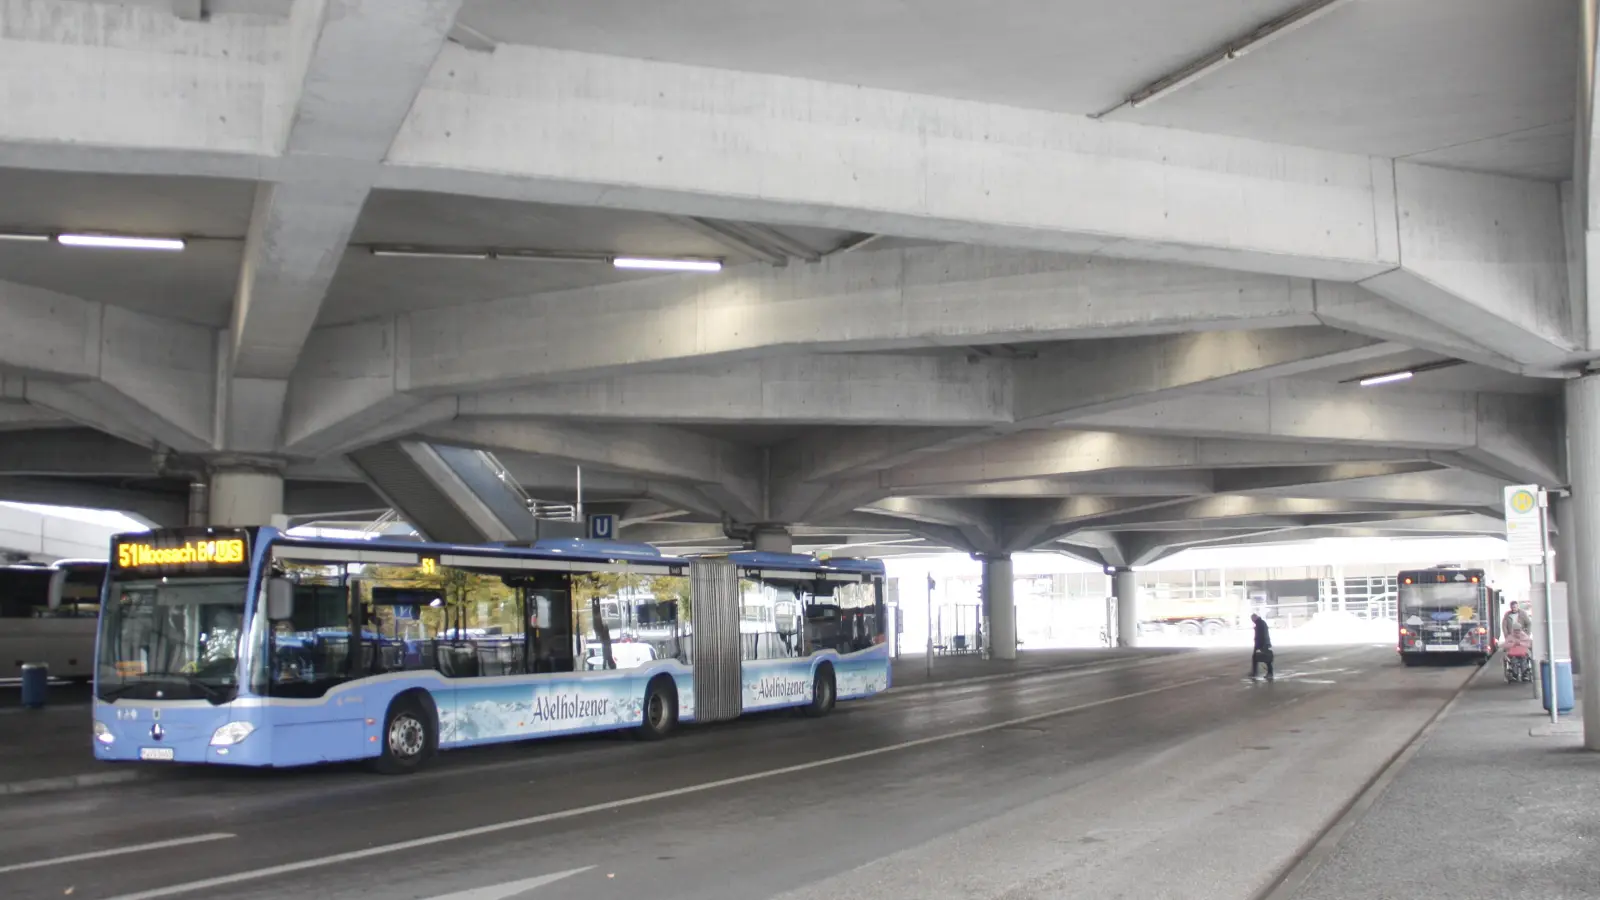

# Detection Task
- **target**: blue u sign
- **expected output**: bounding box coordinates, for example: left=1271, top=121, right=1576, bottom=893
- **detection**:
left=587, top=514, right=615, bottom=540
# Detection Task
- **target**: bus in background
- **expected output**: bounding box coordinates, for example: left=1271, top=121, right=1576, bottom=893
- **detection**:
left=1397, top=566, right=1495, bottom=667
left=92, top=528, right=888, bottom=773
left=0, top=559, right=106, bottom=681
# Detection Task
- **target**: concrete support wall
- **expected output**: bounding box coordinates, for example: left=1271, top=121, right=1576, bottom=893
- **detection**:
left=1115, top=569, right=1140, bottom=648
left=209, top=469, right=285, bottom=527
left=981, top=556, right=1016, bottom=661
left=1560, top=377, right=1600, bottom=750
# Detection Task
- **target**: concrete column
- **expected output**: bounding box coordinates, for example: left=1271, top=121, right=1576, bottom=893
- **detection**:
left=1560, top=377, right=1600, bottom=750
left=751, top=526, right=793, bottom=553
left=981, top=555, right=1016, bottom=660
left=1114, top=568, right=1140, bottom=648
left=209, top=468, right=284, bottom=527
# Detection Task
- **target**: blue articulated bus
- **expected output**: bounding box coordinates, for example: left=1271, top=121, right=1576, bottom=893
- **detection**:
left=92, top=527, right=888, bottom=773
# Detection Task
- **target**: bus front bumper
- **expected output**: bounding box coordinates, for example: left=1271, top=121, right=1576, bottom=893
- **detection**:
left=93, top=702, right=271, bottom=767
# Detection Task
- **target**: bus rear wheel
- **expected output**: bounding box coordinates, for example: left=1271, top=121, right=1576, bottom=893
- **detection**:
left=372, top=694, right=436, bottom=775
left=635, top=677, right=678, bottom=741
left=803, top=665, right=836, bottom=718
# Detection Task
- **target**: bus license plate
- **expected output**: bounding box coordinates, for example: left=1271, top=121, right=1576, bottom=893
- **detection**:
left=1425, top=644, right=1458, bottom=652
left=139, top=748, right=175, bottom=761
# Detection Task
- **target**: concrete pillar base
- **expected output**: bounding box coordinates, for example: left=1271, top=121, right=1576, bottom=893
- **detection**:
left=210, top=468, right=285, bottom=527
left=751, top=526, right=793, bottom=554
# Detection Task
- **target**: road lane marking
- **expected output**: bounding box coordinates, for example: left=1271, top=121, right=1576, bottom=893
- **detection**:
left=0, top=834, right=235, bottom=875
left=421, top=867, right=593, bottom=899
left=102, top=676, right=1213, bottom=900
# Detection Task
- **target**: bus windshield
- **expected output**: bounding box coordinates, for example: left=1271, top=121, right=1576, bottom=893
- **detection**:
left=1400, top=582, right=1479, bottom=610
left=96, top=578, right=249, bottom=704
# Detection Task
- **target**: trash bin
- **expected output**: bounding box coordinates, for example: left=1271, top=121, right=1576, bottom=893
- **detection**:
left=20, top=662, right=48, bottom=709
left=1540, top=660, right=1574, bottom=715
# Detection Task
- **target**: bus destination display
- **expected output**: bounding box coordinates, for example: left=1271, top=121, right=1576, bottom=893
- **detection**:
left=113, top=530, right=251, bottom=575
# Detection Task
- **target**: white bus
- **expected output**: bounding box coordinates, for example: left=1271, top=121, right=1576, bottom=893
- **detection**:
left=0, top=559, right=106, bottom=681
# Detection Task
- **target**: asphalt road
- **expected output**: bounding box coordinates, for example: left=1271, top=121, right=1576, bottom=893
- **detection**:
left=0, top=646, right=1475, bottom=900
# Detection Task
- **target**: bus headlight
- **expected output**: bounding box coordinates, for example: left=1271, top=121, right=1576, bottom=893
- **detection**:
left=209, top=722, right=255, bottom=746
left=94, top=721, right=115, bottom=745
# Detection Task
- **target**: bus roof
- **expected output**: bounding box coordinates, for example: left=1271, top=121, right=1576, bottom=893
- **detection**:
left=113, top=527, right=685, bottom=568
left=725, top=550, right=886, bottom=576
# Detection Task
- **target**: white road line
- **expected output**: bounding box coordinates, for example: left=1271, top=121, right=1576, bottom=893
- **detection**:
left=0, top=834, right=235, bottom=875
left=102, top=676, right=1213, bottom=900
left=421, top=867, right=594, bottom=899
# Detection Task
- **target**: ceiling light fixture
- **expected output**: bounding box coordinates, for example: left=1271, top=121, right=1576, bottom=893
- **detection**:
left=370, top=248, right=491, bottom=260
left=1358, top=371, right=1414, bottom=387
left=495, top=249, right=612, bottom=264
left=0, top=232, right=50, bottom=242
left=57, top=233, right=185, bottom=251
left=1344, top=358, right=1465, bottom=387
left=1095, top=0, right=1354, bottom=116
left=613, top=257, right=723, bottom=272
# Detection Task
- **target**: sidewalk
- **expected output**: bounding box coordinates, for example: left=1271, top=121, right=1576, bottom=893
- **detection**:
left=1291, top=668, right=1598, bottom=900
left=889, top=646, right=1183, bottom=690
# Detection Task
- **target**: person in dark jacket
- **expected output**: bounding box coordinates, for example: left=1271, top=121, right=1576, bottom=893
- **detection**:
left=1250, top=613, right=1274, bottom=681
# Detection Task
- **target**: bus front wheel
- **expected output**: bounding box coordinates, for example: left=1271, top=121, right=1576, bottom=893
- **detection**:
left=804, top=664, right=836, bottom=718
left=636, top=677, right=678, bottom=741
left=372, top=693, right=436, bottom=775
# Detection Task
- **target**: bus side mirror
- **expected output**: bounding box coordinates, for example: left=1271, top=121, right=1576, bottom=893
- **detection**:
left=266, top=578, right=294, bottom=621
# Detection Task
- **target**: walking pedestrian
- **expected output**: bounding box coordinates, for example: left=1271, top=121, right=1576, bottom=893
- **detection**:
left=1250, top=613, right=1274, bottom=681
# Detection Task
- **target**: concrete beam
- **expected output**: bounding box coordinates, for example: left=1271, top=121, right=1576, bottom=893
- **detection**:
left=389, top=45, right=1396, bottom=281
left=1361, top=163, right=1575, bottom=368
left=399, top=245, right=1321, bottom=393
left=0, top=428, right=159, bottom=477
left=423, top=419, right=764, bottom=521
left=0, top=282, right=216, bottom=451
left=1013, top=327, right=1400, bottom=423
left=1066, top=381, right=1561, bottom=481
left=229, top=0, right=461, bottom=381
left=993, top=496, right=1199, bottom=553
left=1311, top=282, right=1523, bottom=374
left=1078, top=496, right=1457, bottom=531
left=893, top=471, right=1217, bottom=499
left=0, top=0, right=278, bottom=171
left=459, top=354, right=1012, bottom=426
left=1212, top=462, right=1444, bottom=494
left=874, top=430, right=1424, bottom=491
left=284, top=321, right=459, bottom=457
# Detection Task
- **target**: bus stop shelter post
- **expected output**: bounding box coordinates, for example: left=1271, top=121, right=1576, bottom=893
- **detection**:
left=1540, top=489, right=1559, bottom=725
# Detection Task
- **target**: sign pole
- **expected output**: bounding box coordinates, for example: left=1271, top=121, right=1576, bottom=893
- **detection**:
left=1540, top=490, right=1559, bottom=724
left=926, top=574, right=935, bottom=680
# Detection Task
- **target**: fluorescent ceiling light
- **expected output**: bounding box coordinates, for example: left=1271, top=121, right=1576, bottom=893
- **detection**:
left=371, top=248, right=490, bottom=260
left=1359, top=371, right=1414, bottom=387
left=57, top=233, right=185, bottom=251
left=613, top=257, right=723, bottom=272
left=0, top=232, right=50, bottom=242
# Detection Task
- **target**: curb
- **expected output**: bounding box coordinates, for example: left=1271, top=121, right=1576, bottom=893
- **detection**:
left=0, top=769, right=145, bottom=797
left=1253, top=659, right=1485, bottom=900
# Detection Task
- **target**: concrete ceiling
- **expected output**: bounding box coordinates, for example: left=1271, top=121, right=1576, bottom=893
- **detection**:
left=0, top=167, right=862, bottom=327
left=462, top=0, right=1577, bottom=180
left=0, top=0, right=1579, bottom=564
